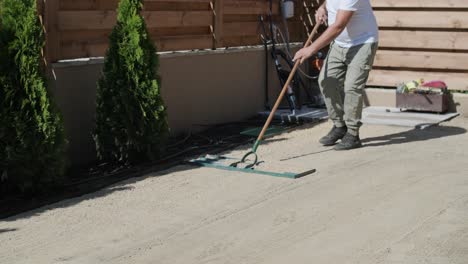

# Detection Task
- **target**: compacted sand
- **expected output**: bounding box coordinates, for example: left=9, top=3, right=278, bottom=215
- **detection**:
left=1, top=118, right=468, bottom=264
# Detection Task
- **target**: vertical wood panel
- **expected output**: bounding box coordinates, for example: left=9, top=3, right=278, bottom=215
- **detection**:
left=45, top=0, right=60, bottom=63
left=371, top=5, right=468, bottom=90
left=43, top=0, right=319, bottom=60
left=213, top=0, right=224, bottom=48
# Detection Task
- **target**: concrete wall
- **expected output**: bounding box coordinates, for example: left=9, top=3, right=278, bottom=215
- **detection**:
left=51, top=62, right=102, bottom=168
left=48, top=48, right=466, bottom=168
left=50, top=46, right=311, bottom=166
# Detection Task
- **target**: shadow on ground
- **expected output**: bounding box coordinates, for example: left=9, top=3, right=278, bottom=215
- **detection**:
left=280, top=124, right=466, bottom=161
left=280, top=149, right=334, bottom=161
left=3, top=122, right=462, bottom=222
left=362, top=125, right=467, bottom=147
left=0, top=166, right=190, bottom=222
left=0, top=228, right=18, bottom=234
left=0, top=120, right=325, bottom=222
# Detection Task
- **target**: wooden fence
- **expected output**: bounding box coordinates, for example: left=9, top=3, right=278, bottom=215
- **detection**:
left=369, top=0, right=468, bottom=91
left=38, top=0, right=321, bottom=62
left=37, top=0, right=468, bottom=90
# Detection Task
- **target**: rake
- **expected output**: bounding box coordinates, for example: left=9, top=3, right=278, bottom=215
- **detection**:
left=189, top=21, right=321, bottom=179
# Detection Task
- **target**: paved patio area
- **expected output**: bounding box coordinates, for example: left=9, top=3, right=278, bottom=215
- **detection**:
left=1, top=117, right=468, bottom=264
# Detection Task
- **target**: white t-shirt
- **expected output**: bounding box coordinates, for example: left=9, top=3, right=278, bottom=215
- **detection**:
left=326, top=0, right=378, bottom=47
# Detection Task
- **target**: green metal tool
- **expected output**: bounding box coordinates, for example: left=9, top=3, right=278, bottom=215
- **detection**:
left=189, top=22, right=321, bottom=178
left=189, top=156, right=315, bottom=179
left=230, top=21, right=322, bottom=170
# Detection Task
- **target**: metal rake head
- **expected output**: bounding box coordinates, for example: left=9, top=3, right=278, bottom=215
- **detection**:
left=229, top=150, right=259, bottom=169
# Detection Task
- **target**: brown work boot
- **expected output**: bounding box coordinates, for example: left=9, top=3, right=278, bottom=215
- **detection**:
left=334, top=133, right=362, bottom=150
left=319, top=126, right=347, bottom=146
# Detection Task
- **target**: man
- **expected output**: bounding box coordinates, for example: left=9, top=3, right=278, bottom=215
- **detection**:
left=293, top=0, right=378, bottom=150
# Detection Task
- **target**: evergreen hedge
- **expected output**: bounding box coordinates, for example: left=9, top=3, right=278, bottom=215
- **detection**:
left=0, top=0, right=67, bottom=194
left=94, top=0, right=169, bottom=164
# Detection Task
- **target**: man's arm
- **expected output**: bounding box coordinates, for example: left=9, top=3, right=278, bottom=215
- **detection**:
left=315, top=1, right=328, bottom=24
left=293, top=9, right=354, bottom=64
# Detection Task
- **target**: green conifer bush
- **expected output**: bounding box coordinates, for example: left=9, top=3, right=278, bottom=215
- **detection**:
left=0, top=0, right=67, bottom=194
left=94, top=0, right=169, bottom=164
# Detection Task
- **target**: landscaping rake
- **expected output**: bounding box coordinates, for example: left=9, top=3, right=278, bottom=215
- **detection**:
left=189, top=21, right=321, bottom=179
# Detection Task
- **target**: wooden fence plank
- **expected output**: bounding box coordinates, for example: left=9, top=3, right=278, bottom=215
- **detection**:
left=61, top=42, right=108, bottom=60
left=60, top=27, right=211, bottom=47
left=369, top=3, right=468, bottom=90
left=58, top=11, right=116, bottom=30
left=37, top=0, right=48, bottom=67
left=144, top=11, right=213, bottom=27
left=54, top=1, right=287, bottom=58
left=58, top=11, right=213, bottom=30
left=374, top=50, right=468, bottom=70
left=372, top=0, right=468, bottom=8
left=60, top=30, right=110, bottom=44
left=222, top=35, right=260, bottom=47
left=150, top=26, right=211, bottom=36
left=60, top=0, right=99, bottom=10
left=46, top=0, right=315, bottom=60
left=379, top=30, right=468, bottom=50
left=223, top=22, right=259, bottom=37
left=45, top=0, right=60, bottom=62
left=213, top=0, right=224, bottom=48
left=224, top=14, right=260, bottom=22
left=61, top=35, right=213, bottom=59
left=143, top=2, right=211, bottom=11
left=368, top=69, right=468, bottom=91
left=224, top=0, right=278, bottom=15
left=60, top=0, right=212, bottom=10
left=155, top=35, right=213, bottom=50
left=375, top=11, right=468, bottom=29
left=60, top=0, right=118, bottom=10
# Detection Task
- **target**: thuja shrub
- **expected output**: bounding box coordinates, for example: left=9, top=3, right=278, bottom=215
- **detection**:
left=94, top=0, right=169, bottom=164
left=0, top=0, right=67, bottom=194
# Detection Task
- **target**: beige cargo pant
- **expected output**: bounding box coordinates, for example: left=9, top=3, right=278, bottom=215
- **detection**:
left=319, top=42, right=378, bottom=136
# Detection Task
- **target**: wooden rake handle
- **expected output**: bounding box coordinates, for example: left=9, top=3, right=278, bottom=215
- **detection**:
left=253, top=22, right=322, bottom=151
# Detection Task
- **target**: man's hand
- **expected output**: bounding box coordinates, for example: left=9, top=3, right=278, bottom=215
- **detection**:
left=293, top=46, right=315, bottom=65
left=294, top=8, right=354, bottom=65
left=315, top=5, right=327, bottom=25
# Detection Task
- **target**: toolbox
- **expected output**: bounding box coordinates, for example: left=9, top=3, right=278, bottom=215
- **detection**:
left=396, top=93, right=449, bottom=113
left=396, top=80, right=449, bottom=113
